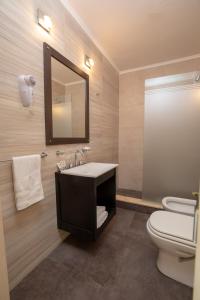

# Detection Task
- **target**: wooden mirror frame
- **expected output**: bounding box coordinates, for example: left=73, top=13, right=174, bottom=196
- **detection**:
left=43, top=43, right=89, bottom=145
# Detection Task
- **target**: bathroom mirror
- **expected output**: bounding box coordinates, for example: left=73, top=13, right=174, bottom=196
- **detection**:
left=43, top=43, right=89, bottom=145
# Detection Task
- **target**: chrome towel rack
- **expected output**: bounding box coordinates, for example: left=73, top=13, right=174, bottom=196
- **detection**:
left=0, top=152, right=48, bottom=163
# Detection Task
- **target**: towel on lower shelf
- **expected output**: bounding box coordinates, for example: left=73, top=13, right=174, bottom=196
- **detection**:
left=12, top=155, right=44, bottom=211
left=97, top=205, right=106, bottom=217
left=97, top=211, right=108, bottom=229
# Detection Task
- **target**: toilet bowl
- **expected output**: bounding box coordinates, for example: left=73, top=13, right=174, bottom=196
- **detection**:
left=162, top=196, right=197, bottom=216
left=147, top=210, right=197, bottom=287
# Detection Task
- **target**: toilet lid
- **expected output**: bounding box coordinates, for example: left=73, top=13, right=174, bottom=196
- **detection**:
left=149, top=210, right=194, bottom=243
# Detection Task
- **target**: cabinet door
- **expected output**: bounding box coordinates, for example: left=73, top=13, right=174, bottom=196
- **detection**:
left=59, top=174, right=96, bottom=231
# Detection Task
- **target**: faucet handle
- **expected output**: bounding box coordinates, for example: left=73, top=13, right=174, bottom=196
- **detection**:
left=56, top=150, right=65, bottom=156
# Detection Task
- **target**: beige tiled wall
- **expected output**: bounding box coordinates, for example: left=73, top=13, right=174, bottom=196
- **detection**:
left=0, top=0, right=118, bottom=289
left=119, top=58, right=200, bottom=192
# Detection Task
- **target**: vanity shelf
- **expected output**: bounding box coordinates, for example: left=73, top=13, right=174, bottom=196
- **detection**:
left=55, top=163, right=118, bottom=241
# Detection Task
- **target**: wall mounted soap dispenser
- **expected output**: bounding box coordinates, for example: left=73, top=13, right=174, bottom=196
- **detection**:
left=18, top=75, right=36, bottom=107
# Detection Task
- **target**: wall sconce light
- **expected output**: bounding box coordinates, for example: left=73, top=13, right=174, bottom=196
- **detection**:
left=37, top=9, right=52, bottom=33
left=85, top=55, right=94, bottom=69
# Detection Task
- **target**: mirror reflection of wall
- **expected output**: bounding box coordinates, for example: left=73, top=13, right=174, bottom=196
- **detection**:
left=51, top=57, right=86, bottom=138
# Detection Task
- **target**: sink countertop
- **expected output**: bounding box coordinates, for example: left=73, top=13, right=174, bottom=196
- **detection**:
left=61, top=162, right=118, bottom=178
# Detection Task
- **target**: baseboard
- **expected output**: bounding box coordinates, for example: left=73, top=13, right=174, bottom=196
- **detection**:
left=116, top=200, right=160, bottom=214
left=117, top=188, right=142, bottom=199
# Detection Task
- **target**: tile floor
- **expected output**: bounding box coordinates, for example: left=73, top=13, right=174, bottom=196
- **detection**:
left=11, top=208, right=192, bottom=300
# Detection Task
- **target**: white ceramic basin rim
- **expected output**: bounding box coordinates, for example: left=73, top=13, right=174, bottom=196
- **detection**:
left=61, top=162, right=118, bottom=178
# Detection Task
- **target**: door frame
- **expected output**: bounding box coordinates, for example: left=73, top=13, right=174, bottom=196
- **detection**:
left=0, top=200, right=10, bottom=300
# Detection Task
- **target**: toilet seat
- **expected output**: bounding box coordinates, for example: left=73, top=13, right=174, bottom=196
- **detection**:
left=148, top=211, right=196, bottom=248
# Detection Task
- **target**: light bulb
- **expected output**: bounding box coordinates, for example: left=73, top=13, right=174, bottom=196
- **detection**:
left=88, top=58, right=94, bottom=67
left=43, top=15, right=52, bottom=31
left=37, top=9, right=52, bottom=33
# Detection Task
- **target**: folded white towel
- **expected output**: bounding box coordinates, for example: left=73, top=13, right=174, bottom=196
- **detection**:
left=97, top=206, right=106, bottom=217
left=12, top=155, right=44, bottom=210
left=97, top=211, right=108, bottom=229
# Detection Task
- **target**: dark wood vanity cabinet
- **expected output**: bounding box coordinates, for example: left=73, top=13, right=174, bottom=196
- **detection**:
left=55, top=169, right=116, bottom=240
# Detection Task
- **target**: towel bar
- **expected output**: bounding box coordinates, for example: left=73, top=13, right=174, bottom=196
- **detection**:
left=0, top=152, right=48, bottom=163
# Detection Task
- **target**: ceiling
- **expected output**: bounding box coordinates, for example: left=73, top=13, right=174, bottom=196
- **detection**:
left=62, top=0, right=200, bottom=72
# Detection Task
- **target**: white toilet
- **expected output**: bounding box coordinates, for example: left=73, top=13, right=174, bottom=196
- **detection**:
left=147, top=209, right=197, bottom=287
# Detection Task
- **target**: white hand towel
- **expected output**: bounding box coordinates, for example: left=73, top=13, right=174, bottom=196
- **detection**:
left=97, top=211, right=108, bottom=229
left=97, top=206, right=106, bottom=217
left=12, top=155, right=44, bottom=210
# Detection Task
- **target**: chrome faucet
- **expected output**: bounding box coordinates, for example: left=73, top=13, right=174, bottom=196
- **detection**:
left=75, top=149, right=81, bottom=166
left=75, top=147, right=91, bottom=166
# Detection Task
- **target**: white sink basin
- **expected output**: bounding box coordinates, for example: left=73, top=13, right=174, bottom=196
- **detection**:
left=61, top=162, right=118, bottom=178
